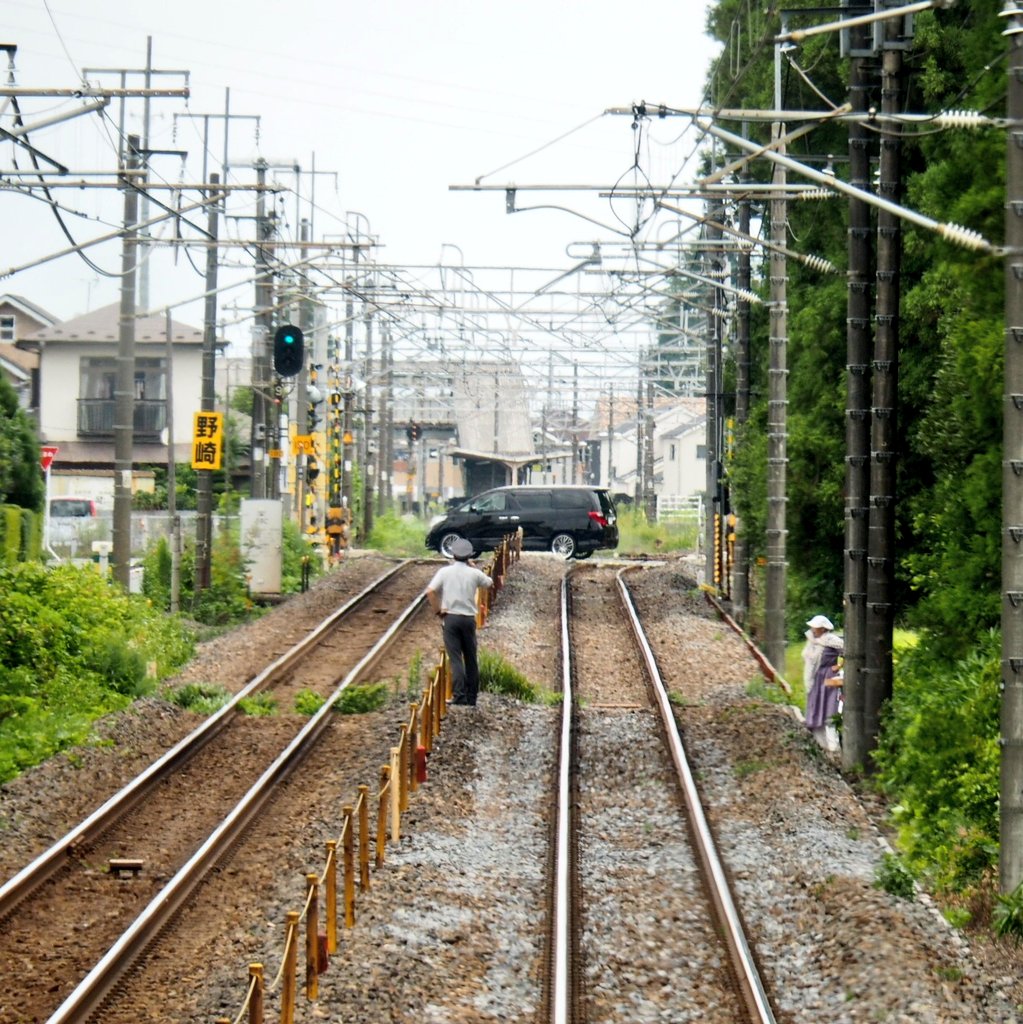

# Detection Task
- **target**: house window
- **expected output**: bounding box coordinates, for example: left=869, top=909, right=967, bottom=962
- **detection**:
left=696, top=444, right=707, bottom=460
left=0, top=315, right=14, bottom=341
left=669, top=443, right=677, bottom=461
left=78, top=356, right=167, bottom=437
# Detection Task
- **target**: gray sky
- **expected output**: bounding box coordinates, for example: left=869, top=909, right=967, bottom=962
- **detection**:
left=4, top=0, right=721, bottom=393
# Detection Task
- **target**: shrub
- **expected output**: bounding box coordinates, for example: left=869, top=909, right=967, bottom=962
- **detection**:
left=165, top=682, right=231, bottom=715
left=994, top=884, right=1023, bottom=943
left=872, top=632, right=1000, bottom=895
left=478, top=648, right=540, bottom=701
left=294, top=688, right=326, bottom=716
left=238, top=693, right=278, bottom=716
left=335, top=682, right=389, bottom=714
left=874, top=852, right=916, bottom=901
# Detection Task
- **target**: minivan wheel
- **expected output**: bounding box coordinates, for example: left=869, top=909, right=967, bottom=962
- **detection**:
left=438, top=533, right=464, bottom=558
left=550, top=533, right=576, bottom=559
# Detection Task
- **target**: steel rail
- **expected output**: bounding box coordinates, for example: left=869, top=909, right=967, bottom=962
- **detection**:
left=0, top=560, right=410, bottom=920
left=549, top=573, right=574, bottom=1023
left=46, top=583, right=429, bottom=1024
left=615, top=568, right=777, bottom=1024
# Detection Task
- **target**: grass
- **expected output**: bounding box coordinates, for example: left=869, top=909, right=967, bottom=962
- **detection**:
left=610, top=508, right=699, bottom=557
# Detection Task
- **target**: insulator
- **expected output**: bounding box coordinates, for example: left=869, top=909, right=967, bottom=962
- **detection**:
left=934, top=109, right=988, bottom=130
left=796, top=188, right=837, bottom=201
left=800, top=253, right=839, bottom=274
left=939, top=222, right=991, bottom=252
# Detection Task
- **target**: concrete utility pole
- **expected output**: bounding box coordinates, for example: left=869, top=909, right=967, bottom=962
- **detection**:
left=842, top=12, right=875, bottom=773
left=764, top=45, right=789, bottom=675
left=165, top=308, right=181, bottom=613
left=362, top=292, right=375, bottom=539
left=571, top=363, right=579, bottom=484
left=376, top=323, right=393, bottom=516
left=342, top=277, right=355, bottom=512
left=1002, top=1, right=1023, bottom=894
left=732, top=171, right=753, bottom=623
left=113, top=134, right=140, bottom=591
left=644, top=379, right=656, bottom=522
left=704, top=203, right=724, bottom=586
left=251, top=159, right=271, bottom=500
left=864, top=15, right=906, bottom=758
left=194, top=173, right=221, bottom=595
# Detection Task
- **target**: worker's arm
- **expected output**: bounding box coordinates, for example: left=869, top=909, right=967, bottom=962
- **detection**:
left=426, top=586, right=444, bottom=616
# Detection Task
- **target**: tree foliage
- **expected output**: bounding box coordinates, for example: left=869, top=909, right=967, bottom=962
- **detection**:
left=0, top=373, right=44, bottom=512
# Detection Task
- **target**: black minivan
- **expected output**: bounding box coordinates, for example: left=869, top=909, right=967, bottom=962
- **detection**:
left=426, top=485, right=618, bottom=560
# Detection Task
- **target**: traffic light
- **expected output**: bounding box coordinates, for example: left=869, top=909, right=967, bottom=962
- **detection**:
left=306, top=456, right=320, bottom=484
left=273, top=324, right=304, bottom=377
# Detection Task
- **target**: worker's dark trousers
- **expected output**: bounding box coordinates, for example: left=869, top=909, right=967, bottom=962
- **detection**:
left=441, top=613, right=480, bottom=705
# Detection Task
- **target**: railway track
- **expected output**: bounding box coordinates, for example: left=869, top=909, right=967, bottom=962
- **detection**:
left=548, top=564, right=776, bottom=1022
left=0, top=559, right=437, bottom=1024
left=3, top=554, right=998, bottom=1022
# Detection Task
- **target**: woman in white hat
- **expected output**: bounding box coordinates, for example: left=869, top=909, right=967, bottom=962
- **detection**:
left=802, top=614, right=844, bottom=752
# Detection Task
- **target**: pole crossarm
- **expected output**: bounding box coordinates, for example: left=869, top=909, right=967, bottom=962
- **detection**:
left=775, top=0, right=955, bottom=44
left=0, top=87, right=189, bottom=98
left=698, top=118, right=993, bottom=253
left=606, top=104, right=998, bottom=129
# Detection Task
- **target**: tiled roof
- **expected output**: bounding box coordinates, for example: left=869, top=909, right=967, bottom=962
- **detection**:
left=23, top=302, right=203, bottom=344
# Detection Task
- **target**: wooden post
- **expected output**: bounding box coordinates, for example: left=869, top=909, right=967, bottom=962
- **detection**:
left=343, top=804, right=356, bottom=927
left=325, top=840, right=338, bottom=954
left=377, top=764, right=390, bottom=866
left=409, top=704, right=420, bottom=794
left=281, top=911, right=299, bottom=1024
left=398, top=725, right=410, bottom=812
left=390, top=746, right=401, bottom=841
left=305, top=873, right=319, bottom=1000
left=358, top=784, right=371, bottom=891
left=248, top=963, right=264, bottom=1024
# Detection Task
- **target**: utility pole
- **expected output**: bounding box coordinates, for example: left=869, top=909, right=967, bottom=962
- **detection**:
left=571, top=363, right=579, bottom=484
left=607, top=385, right=615, bottom=490
left=251, top=159, right=272, bottom=500
left=842, top=10, right=875, bottom=772
left=112, top=134, right=140, bottom=591
left=732, top=170, right=753, bottom=623
left=705, top=202, right=724, bottom=584
left=764, top=40, right=789, bottom=675
left=342, top=277, right=355, bottom=512
left=165, top=308, right=180, bottom=613
left=362, top=290, right=375, bottom=538
left=864, top=14, right=906, bottom=757
left=194, top=173, right=221, bottom=595
left=376, top=323, right=393, bottom=516
left=1001, top=1, right=1023, bottom=894
left=644, top=378, right=656, bottom=522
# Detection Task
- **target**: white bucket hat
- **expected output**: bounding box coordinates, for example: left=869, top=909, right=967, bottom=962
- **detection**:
left=807, top=614, right=834, bottom=630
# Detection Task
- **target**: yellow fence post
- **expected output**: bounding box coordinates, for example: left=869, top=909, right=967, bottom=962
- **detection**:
left=390, top=746, right=401, bottom=841
left=248, top=963, right=264, bottom=1024
left=343, top=804, right=356, bottom=927
left=281, top=911, right=299, bottom=1024
left=409, top=703, right=420, bottom=794
left=398, top=724, right=410, bottom=812
left=324, top=840, right=338, bottom=955
left=306, top=873, right=320, bottom=1001
left=377, top=764, right=390, bottom=866
left=358, top=784, right=371, bottom=891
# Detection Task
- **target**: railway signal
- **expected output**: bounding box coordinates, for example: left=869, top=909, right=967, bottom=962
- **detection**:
left=273, top=324, right=304, bottom=377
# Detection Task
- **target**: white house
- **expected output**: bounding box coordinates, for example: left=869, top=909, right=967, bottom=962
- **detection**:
left=18, top=303, right=208, bottom=484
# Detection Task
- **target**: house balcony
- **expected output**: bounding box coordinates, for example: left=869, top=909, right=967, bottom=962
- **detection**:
left=77, top=398, right=166, bottom=441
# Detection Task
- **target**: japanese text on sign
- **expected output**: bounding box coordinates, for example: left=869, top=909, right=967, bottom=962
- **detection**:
left=191, top=411, right=224, bottom=470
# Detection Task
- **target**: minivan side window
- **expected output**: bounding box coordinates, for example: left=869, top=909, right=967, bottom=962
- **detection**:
left=515, top=490, right=551, bottom=509
left=551, top=490, right=593, bottom=509
left=472, top=493, right=508, bottom=513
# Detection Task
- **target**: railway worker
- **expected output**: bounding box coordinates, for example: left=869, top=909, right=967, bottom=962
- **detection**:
left=802, top=614, right=844, bottom=753
left=425, top=538, right=493, bottom=707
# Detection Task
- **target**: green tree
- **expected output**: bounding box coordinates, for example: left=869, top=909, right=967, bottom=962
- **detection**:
left=0, top=373, right=44, bottom=511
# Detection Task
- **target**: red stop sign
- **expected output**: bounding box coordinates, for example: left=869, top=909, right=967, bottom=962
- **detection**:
left=40, top=445, right=59, bottom=471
